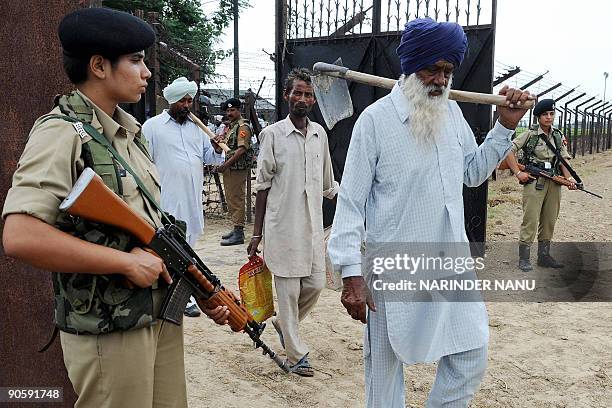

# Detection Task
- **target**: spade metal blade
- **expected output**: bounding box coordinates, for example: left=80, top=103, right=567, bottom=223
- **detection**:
left=312, top=58, right=354, bottom=130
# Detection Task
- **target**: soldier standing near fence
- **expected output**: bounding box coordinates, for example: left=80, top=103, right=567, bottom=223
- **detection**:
left=215, top=98, right=254, bottom=246
left=505, top=99, right=577, bottom=272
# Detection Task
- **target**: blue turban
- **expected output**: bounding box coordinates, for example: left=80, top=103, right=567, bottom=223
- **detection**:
left=396, top=18, right=467, bottom=76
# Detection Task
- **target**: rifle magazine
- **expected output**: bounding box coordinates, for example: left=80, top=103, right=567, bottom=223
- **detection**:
left=159, top=277, right=192, bottom=325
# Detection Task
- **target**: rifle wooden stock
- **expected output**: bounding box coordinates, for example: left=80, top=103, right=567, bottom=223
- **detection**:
left=59, top=168, right=156, bottom=244
left=60, top=168, right=254, bottom=332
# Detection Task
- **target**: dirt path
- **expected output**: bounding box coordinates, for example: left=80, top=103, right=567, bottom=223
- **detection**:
left=184, top=151, right=612, bottom=408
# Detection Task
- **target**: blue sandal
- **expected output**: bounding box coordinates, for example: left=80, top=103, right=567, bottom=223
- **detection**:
left=289, top=353, right=314, bottom=377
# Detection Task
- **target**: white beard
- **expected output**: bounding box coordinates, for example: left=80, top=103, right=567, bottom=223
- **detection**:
left=399, top=73, right=452, bottom=143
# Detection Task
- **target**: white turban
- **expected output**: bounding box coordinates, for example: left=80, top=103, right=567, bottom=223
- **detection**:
left=163, top=77, right=198, bottom=104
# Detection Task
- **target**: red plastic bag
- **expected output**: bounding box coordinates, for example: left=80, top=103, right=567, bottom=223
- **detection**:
left=238, top=256, right=274, bottom=323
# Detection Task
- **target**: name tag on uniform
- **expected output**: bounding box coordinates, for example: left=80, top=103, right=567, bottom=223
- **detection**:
left=119, top=169, right=127, bottom=177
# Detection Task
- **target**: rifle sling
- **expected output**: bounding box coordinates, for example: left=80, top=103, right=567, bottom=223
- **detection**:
left=38, top=327, right=59, bottom=353
left=43, top=114, right=172, bottom=226
left=82, top=121, right=172, bottom=226
left=538, top=134, right=583, bottom=184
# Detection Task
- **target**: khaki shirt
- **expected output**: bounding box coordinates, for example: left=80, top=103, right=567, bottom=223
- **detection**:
left=511, top=126, right=571, bottom=163
left=255, top=116, right=339, bottom=278
left=227, top=118, right=251, bottom=149
left=2, top=90, right=162, bottom=229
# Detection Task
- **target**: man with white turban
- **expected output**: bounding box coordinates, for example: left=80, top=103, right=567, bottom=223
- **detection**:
left=328, top=18, right=534, bottom=407
left=142, top=77, right=224, bottom=317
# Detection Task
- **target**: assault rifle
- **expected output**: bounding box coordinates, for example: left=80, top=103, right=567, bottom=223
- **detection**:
left=517, top=163, right=602, bottom=199
left=59, top=168, right=288, bottom=372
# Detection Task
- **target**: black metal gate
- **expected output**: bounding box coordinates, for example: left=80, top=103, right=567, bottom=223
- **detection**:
left=275, top=0, right=497, bottom=246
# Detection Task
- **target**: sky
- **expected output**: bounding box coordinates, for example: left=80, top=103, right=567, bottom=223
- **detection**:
left=203, top=0, right=612, bottom=106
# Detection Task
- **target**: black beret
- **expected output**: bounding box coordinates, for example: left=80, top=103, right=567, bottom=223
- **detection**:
left=58, top=8, right=155, bottom=58
left=533, top=99, right=555, bottom=117
left=221, top=98, right=242, bottom=111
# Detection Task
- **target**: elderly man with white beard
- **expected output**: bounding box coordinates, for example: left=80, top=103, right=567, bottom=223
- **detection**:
left=328, top=18, right=533, bottom=408
left=143, top=77, right=224, bottom=317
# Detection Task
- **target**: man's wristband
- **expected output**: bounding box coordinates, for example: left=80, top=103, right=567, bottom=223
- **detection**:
left=515, top=171, right=522, bottom=178
left=251, top=235, right=262, bottom=240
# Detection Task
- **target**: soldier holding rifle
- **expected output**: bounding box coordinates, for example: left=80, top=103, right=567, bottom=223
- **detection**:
left=2, top=8, right=228, bottom=407
left=505, top=99, right=577, bottom=272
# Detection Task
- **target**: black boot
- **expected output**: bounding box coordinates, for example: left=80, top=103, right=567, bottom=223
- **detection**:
left=221, top=229, right=235, bottom=239
left=537, top=241, right=564, bottom=268
left=518, top=244, right=533, bottom=272
left=220, top=227, right=244, bottom=246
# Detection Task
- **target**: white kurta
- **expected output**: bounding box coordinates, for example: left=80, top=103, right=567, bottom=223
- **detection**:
left=142, top=111, right=223, bottom=245
left=328, top=84, right=514, bottom=363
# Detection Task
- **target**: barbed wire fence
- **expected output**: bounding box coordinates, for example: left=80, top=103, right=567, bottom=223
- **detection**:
left=202, top=51, right=275, bottom=219
left=494, top=61, right=611, bottom=158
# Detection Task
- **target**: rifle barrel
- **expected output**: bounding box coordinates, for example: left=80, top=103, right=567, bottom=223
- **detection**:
left=521, top=164, right=602, bottom=199
left=579, top=187, right=603, bottom=199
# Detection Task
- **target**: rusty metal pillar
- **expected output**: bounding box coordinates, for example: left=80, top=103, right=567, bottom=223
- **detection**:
left=0, top=1, right=80, bottom=406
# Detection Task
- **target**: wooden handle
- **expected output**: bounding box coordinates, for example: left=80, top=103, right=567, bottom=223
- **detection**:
left=450, top=90, right=535, bottom=108
left=319, top=65, right=535, bottom=108
left=189, top=113, right=230, bottom=153
left=325, top=69, right=396, bottom=89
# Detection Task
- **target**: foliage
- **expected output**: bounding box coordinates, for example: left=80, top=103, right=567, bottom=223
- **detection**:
left=103, top=0, right=250, bottom=84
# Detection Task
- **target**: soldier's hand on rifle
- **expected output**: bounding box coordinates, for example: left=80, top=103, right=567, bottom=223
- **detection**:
left=202, top=305, right=230, bottom=325
left=496, top=85, right=536, bottom=130
left=566, top=177, right=578, bottom=190
left=515, top=171, right=534, bottom=184
left=125, top=247, right=172, bottom=288
left=341, top=276, right=376, bottom=324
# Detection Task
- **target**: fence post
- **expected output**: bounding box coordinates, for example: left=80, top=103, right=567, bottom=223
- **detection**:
left=563, top=92, right=586, bottom=155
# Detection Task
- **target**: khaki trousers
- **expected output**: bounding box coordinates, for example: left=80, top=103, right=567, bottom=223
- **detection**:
left=60, top=290, right=187, bottom=408
left=274, top=271, right=325, bottom=364
left=222, top=168, right=248, bottom=227
left=519, top=178, right=562, bottom=245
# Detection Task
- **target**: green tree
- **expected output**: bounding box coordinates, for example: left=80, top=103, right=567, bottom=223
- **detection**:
left=103, top=0, right=249, bottom=84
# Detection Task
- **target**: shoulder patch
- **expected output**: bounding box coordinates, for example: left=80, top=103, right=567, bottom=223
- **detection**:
left=72, top=122, right=88, bottom=139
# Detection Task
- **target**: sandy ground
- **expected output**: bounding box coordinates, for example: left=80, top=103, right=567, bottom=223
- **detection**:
left=184, top=150, right=612, bottom=408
